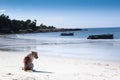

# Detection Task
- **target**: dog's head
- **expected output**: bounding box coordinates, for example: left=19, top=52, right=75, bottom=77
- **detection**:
left=31, top=51, right=38, bottom=59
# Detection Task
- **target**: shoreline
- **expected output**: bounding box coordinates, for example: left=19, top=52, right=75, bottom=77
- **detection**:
left=0, top=35, right=120, bottom=61
left=0, top=51, right=120, bottom=80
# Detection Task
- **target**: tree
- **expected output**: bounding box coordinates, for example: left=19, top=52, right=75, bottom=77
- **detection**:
left=0, top=14, right=12, bottom=33
left=0, top=14, right=56, bottom=33
left=11, top=19, right=23, bottom=32
left=29, top=19, right=37, bottom=30
left=0, top=14, right=11, bottom=27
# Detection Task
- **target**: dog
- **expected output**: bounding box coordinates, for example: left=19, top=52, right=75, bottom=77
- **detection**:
left=22, top=51, right=38, bottom=71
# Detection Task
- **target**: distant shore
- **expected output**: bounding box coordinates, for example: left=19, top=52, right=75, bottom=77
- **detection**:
left=0, top=14, right=83, bottom=34
left=0, top=28, right=83, bottom=34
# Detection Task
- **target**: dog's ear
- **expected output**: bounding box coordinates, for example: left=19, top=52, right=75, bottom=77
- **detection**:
left=31, top=51, right=36, bottom=55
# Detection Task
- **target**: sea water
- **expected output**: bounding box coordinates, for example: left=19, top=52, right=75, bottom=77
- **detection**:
left=2, top=27, right=120, bottom=61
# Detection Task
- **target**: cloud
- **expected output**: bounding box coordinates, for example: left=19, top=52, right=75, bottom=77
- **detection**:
left=0, top=9, right=6, bottom=13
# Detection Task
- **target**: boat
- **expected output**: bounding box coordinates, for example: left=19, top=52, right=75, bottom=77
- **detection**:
left=60, top=32, right=74, bottom=36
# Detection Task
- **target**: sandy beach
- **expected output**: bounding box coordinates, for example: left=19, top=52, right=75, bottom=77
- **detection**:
left=0, top=51, right=120, bottom=80
left=0, top=0, right=120, bottom=79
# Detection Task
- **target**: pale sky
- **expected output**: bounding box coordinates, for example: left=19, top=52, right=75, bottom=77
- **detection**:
left=0, top=0, right=120, bottom=28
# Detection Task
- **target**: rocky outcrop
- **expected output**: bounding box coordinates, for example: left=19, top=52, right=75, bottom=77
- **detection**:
left=87, top=34, right=113, bottom=39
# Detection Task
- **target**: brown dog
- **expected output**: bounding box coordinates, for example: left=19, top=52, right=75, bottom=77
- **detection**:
left=22, top=51, right=38, bottom=71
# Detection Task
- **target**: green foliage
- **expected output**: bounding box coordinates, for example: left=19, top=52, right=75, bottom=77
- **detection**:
left=0, top=14, right=11, bottom=33
left=39, top=24, right=56, bottom=29
left=0, top=14, right=11, bottom=27
left=0, top=14, right=56, bottom=34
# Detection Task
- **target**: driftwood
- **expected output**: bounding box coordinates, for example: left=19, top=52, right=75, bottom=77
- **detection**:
left=87, top=34, right=113, bottom=39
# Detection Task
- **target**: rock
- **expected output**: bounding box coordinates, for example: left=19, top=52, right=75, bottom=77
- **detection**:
left=87, top=34, right=113, bottom=39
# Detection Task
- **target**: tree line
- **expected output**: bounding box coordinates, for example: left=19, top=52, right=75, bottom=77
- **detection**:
left=0, top=14, right=56, bottom=34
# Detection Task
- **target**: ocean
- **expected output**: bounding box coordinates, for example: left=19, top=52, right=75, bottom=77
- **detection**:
left=1, top=27, right=120, bottom=61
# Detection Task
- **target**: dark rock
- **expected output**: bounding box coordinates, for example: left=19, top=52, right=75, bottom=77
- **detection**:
left=87, top=34, right=113, bottom=39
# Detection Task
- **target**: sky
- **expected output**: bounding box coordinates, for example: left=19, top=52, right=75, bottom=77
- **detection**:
left=0, top=0, right=120, bottom=28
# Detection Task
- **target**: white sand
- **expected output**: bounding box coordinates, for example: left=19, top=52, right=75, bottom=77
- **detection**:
left=0, top=51, right=120, bottom=80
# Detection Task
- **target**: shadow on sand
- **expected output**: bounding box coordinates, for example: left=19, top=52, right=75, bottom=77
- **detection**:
left=32, top=70, right=53, bottom=74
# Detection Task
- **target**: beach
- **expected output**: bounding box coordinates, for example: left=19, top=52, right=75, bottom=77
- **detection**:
left=0, top=51, right=120, bottom=80
left=0, top=28, right=120, bottom=80
left=0, top=0, right=120, bottom=79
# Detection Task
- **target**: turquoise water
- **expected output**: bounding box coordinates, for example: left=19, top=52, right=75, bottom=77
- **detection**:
left=2, top=27, right=120, bottom=61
